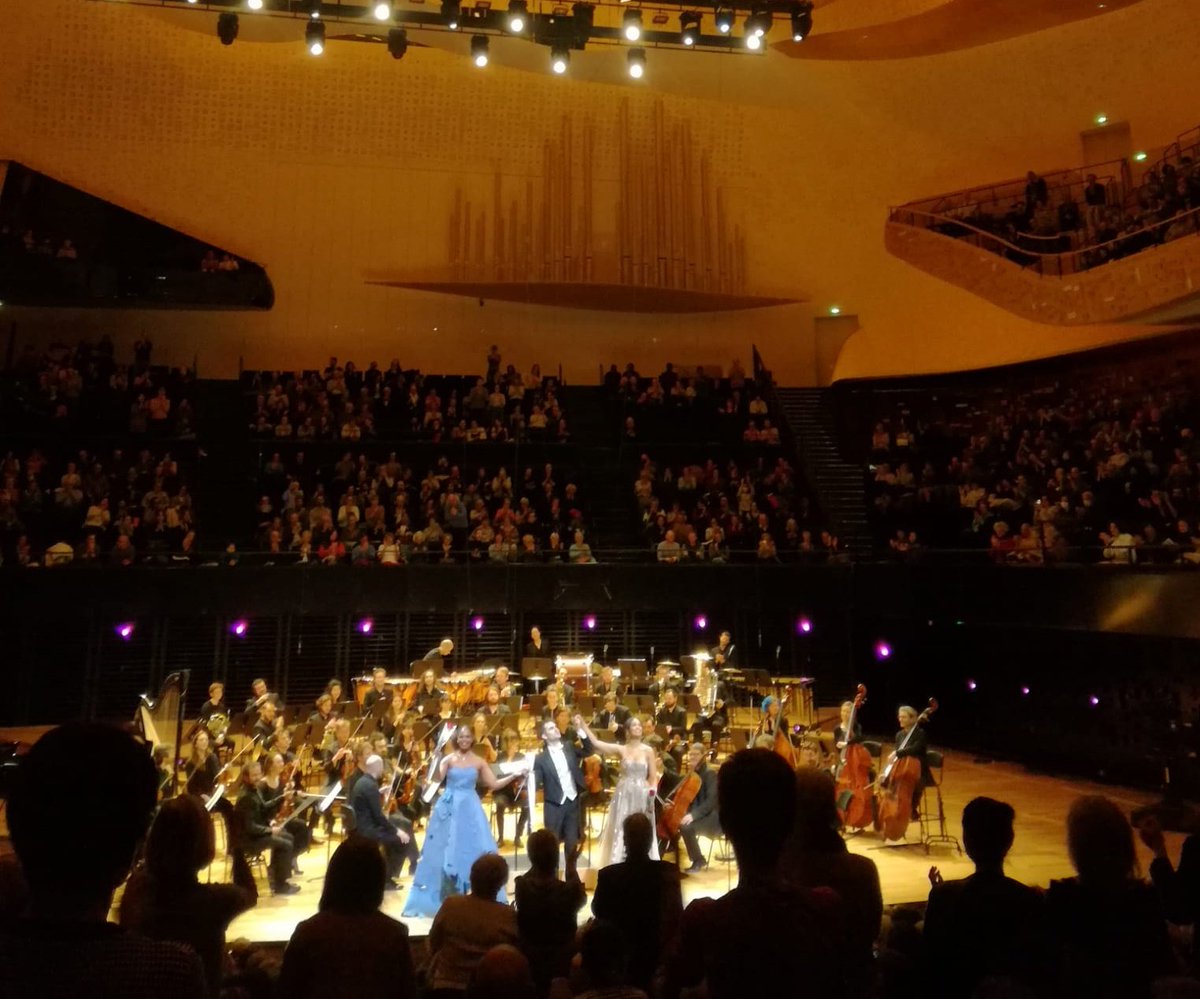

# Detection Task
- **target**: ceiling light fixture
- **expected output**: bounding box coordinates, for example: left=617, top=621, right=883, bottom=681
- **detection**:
left=373, top=2, right=392, bottom=21
left=387, top=27, right=408, bottom=57
left=506, top=0, right=527, bottom=32
left=550, top=44, right=569, bottom=73
left=471, top=34, right=490, bottom=66
left=680, top=11, right=700, bottom=45
left=623, top=8, right=643, bottom=41
left=715, top=6, right=733, bottom=34
left=306, top=19, right=325, bottom=54
left=790, top=1, right=813, bottom=41
left=627, top=46, right=646, bottom=78
left=217, top=12, right=239, bottom=44
left=442, top=0, right=460, bottom=29
left=247, top=0, right=263, bottom=10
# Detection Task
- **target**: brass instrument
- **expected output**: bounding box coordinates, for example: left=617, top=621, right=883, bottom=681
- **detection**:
left=204, top=711, right=230, bottom=743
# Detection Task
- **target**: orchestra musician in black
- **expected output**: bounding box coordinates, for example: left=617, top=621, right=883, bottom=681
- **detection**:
left=194, top=682, right=229, bottom=746
left=655, top=688, right=688, bottom=740
left=362, top=667, right=395, bottom=714
left=709, top=631, right=737, bottom=669
left=415, top=668, right=446, bottom=718
left=243, top=677, right=283, bottom=725
left=525, top=625, right=551, bottom=659
left=234, top=760, right=298, bottom=894
left=592, top=691, right=631, bottom=744
left=593, top=665, right=623, bottom=700
left=690, top=668, right=730, bottom=745
left=422, top=638, right=454, bottom=675
left=549, top=664, right=575, bottom=708
left=834, top=700, right=864, bottom=752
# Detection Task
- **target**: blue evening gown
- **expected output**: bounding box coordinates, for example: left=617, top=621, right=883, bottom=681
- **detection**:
left=402, top=765, right=503, bottom=917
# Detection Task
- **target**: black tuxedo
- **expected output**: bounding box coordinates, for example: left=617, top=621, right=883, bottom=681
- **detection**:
left=709, top=641, right=737, bottom=669
left=533, top=736, right=592, bottom=878
left=656, top=704, right=688, bottom=736
left=592, top=705, right=631, bottom=743
left=348, top=772, right=418, bottom=878
left=362, top=686, right=394, bottom=714
left=679, top=764, right=721, bottom=867
left=234, top=783, right=293, bottom=889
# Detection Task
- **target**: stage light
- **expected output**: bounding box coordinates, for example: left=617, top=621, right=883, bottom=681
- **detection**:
left=187, top=0, right=198, bottom=5
left=306, top=20, right=325, bottom=54
left=874, top=640, right=891, bottom=661
left=573, top=2, right=595, bottom=44
left=442, top=0, right=460, bottom=29
left=748, top=8, right=771, bottom=36
left=715, top=6, right=733, bottom=34
left=1089, top=694, right=1100, bottom=706
left=790, top=1, right=813, bottom=41
left=115, top=622, right=135, bottom=641
left=373, top=2, right=392, bottom=20
left=306, top=0, right=321, bottom=17
left=1134, top=151, right=1148, bottom=162
left=797, top=616, right=812, bottom=634
left=623, top=8, right=642, bottom=40
left=693, top=613, right=707, bottom=631
left=506, top=0, right=527, bottom=33
left=247, top=0, right=263, bottom=10
left=1095, top=113, right=1108, bottom=125
left=471, top=615, right=485, bottom=632
left=550, top=45, right=569, bottom=73
left=829, top=305, right=841, bottom=315
left=217, top=12, right=239, bottom=44
left=680, top=11, right=700, bottom=45
left=967, top=679, right=977, bottom=691
left=230, top=619, right=248, bottom=637
left=627, top=47, right=646, bottom=78
left=746, top=31, right=762, bottom=50
left=471, top=34, right=489, bottom=66
left=1021, top=685, right=1031, bottom=696
left=357, top=617, right=374, bottom=635
left=583, top=614, right=597, bottom=630
left=387, top=28, right=408, bottom=58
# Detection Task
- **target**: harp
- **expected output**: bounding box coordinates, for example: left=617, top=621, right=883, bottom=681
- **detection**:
left=135, top=670, right=190, bottom=798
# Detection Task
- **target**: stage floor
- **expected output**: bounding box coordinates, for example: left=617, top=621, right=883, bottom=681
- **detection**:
left=217, top=750, right=1178, bottom=944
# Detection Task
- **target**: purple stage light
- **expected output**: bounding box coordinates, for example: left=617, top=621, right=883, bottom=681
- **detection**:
left=1089, top=694, right=1100, bottom=707
left=115, top=622, right=135, bottom=640
left=230, top=619, right=248, bottom=637
left=471, top=615, right=485, bottom=632
left=1021, top=686, right=1031, bottom=696
left=583, top=615, right=597, bottom=630
left=966, top=679, right=977, bottom=691
left=797, top=616, right=813, bottom=634
left=694, top=614, right=707, bottom=631
left=874, top=640, right=891, bottom=661
left=357, top=617, right=374, bottom=635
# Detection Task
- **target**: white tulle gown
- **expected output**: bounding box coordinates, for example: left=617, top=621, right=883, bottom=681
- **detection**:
left=595, top=756, right=659, bottom=867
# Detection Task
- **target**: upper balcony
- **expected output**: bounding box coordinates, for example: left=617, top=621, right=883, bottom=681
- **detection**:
left=885, top=126, right=1200, bottom=326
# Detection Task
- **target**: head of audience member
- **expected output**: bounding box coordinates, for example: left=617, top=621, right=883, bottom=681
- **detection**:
left=961, top=796, right=1016, bottom=874
left=320, top=835, right=386, bottom=915
left=1066, top=795, right=1137, bottom=886
left=466, top=944, right=535, bottom=999
left=470, top=853, right=509, bottom=901
left=719, top=748, right=796, bottom=873
left=790, top=768, right=843, bottom=854
left=622, top=812, right=654, bottom=862
left=8, top=723, right=158, bottom=918
left=578, top=919, right=634, bottom=989
left=143, top=793, right=216, bottom=888
left=526, top=829, right=560, bottom=877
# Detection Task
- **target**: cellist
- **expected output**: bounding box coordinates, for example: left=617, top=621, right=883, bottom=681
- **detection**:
left=677, top=744, right=721, bottom=874
left=885, top=705, right=932, bottom=817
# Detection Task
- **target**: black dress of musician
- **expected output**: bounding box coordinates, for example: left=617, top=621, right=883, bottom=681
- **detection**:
left=525, top=626, right=551, bottom=660
left=415, top=669, right=446, bottom=718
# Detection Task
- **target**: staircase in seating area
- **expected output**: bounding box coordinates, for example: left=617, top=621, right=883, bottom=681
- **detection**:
left=775, top=388, right=871, bottom=557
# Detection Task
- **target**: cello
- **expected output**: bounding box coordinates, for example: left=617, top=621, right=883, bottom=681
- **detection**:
left=834, top=684, right=873, bottom=831
left=875, top=699, right=938, bottom=842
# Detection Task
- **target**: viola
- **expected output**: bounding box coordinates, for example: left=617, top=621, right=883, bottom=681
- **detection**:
left=834, top=684, right=873, bottom=831
left=875, top=698, right=938, bottom=841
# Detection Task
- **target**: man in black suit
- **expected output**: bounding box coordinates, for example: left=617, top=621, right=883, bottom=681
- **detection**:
left=348, top=754, right=418, bottom=889
left=592, top=812, right=684, bottom=991
left=655, top=688, right=688, bottom=739
left=709, top=630, right=736, bottom=669
left=243, top=677, right=283, bottom=725
left=533, top=719, right=591, bottom=879
left=593, top=665, right=623, bottom=701
left=361, top=666, right=394, bottom=714
left=689, top=668, right=730, bottom=744
left=677, top=744, right=721, bottom=873
left=592, top=691, right=631, bottom=744
left=234, top=760, right=298, bottom=894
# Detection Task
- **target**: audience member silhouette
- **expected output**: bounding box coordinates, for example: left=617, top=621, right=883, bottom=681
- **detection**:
left=1044, top=795, right=1177, bottom=998
left=922, top=796, right=1043, bottom=998
left=0, top=723, right=206, bottom=998
left=659, top=748, right=850, bottom=999
left=1140, top=812, right=1200, bottom=974
left=120, top=793, right=257, bottom=998
left=427, top=853, right=517, bottom=996
left=590, top=812, right=683, bottom=992
left=549, top=918, right=647, bottom=999
left=277, top=835, right=415, bottom=999
left=780, top=768, right=882, bottom=983
left=513, top=829, right=585, bottom=995
left=466, top=944, right=536, bottom=999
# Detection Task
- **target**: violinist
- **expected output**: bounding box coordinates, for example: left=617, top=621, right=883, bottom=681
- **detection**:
left=251, top=700, right=284, bottom=745
left=479, top=684, right=510, bottom=719
left=234, top=760, right=298, bottom=894
left=415, top=668, right=445, bottom=718
left=261, top=726, right=297, bottom=767
left=342, top=739, right=374, bottom=801
left=593, top=691, right=631, bottom=744
left=309, top=692, right=338, bottom=729
left=472, top=712, right=500, bottom=763
left=260, top=752, right=311, bottom=870
left=370, top=731, right=393, bottom=769
left=430, top=695, right=456, bottom=747
left=362, top=667, right=394, bottom=714
left=195, top=682, right=230, bottom=746
left=185, top=729, right=220, bottom=794
left=886, top=705, right=932, bottom=816
left=677, top=743, right=721, bottom=874
left=324, top=678, right=345, bottom=710
left=655, top=688, right=688, bottom=739
left=492, top=730, right=529, bottom=848
left=834, top=700, right=864, bottom=752
left=541, top=687, right=563, bottom=724
left=380, top=698, right=409, bottom=747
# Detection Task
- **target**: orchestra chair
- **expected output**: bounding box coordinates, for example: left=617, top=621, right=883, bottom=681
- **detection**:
left=226, top=807, right=274, bottom=894
left=918, top=750, right=962, bottom=855
left=705, top=832, right=736, bottom=888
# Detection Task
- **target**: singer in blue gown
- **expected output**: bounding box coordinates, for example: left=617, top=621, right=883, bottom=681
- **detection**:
left=403, top=725, right=523, bottom=917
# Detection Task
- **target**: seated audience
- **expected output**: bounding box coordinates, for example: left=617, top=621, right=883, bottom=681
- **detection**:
left=466, top=945, right=536, bottom=999
left=549, top=919, right=648, bottom=999
left=427, top=853, right=518, bottom=995
left=513, top=829, right=586, bottom=995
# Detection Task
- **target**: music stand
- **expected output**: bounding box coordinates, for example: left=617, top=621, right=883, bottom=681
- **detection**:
left=522, top=658, right=553, bottom=694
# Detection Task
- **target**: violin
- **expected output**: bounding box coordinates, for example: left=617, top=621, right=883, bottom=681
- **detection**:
left=834, top=684, right=873, bottom=831
left=875, top=698, right=938, bottom=841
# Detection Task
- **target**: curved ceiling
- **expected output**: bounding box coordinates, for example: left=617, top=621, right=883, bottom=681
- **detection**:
left=778, top=0, right=1147, bottom=61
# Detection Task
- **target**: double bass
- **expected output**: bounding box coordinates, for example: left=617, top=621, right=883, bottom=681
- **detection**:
left=875, top=698, right=938, bottom=841
left=834, top=684, right=873, bottom=831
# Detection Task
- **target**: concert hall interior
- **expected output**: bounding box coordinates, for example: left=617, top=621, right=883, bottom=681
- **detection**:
left=5, top=0, right=1200, bottom=997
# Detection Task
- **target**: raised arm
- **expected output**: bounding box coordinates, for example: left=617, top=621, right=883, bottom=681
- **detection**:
left=574, top=716, right=621, bottom=757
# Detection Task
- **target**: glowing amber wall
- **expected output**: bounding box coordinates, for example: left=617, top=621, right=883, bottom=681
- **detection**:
left=1, top=0, right=1199, bottom=382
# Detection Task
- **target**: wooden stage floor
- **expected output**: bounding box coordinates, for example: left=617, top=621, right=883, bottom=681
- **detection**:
left=217, top=750, right=1179, bottom=944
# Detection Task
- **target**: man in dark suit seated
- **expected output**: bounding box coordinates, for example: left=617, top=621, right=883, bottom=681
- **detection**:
left=360, top=667, right=394, bottom=714
left=655, top=688, right=688, bottom=740
left=348, top=754, right=418, bottom=890
left=592, top=691, right=631, bottom=744
left=677, top=744, right=721, bottom=874
left=532, top=719, right=591, bottom=880
left=591, top=812, right=684, bottom=992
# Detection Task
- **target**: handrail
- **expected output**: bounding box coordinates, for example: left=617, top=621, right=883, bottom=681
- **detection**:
left=889, top=202, right=1200, bottom=278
